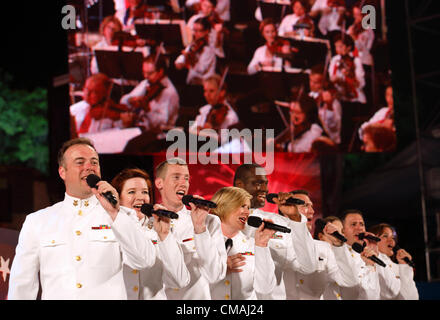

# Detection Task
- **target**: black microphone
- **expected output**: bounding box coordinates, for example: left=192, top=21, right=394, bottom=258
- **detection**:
left=86, top=174, right=118, bottom=207
left=182, top=195, right=217, bottom=209
left=315, top=218, right=347, bottom=242
left=393, top=245, right=415, bottom=268
left=352, top=242, right=386, bottom=267
left=358, top=233, right=381, bottom=242
left=140, top=203, right=179, bottom=220
left=247, top=216, right=291, bottom=233
left=266, top=193, right=305, bottom=205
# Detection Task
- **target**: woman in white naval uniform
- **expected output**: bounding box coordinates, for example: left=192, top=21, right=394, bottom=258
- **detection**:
left=369, top=223, right=419, bottom=300
left=8, top=138, right=156, bottom=300
left=209, top=187, right=276, bottom=300
left=154, top=158, right=227, bottom=299
left=112, top=168, right=190, bottom=300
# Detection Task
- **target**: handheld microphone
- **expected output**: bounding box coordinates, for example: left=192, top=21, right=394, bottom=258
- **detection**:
left=86, top=174, right=118, bottom=207
left=182, top=195, right=217, bottom=209
left=315, top=219, right=347, bottom=242
left=247, top=216, right=291, bottom=233
left=393, top=245, right=415, bottom=268
left=352, top=242, right=386, bottom=267
left=140, top=203, right=179, bottom=220
left=358, top=233, right=381, bottom=242
left=266, top=193, right=305, bottom=205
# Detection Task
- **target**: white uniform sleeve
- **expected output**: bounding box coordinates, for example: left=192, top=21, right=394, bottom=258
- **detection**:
left=326, top=244, right=360, bottom=288
left=193, top=216, right=227, bottom=283
left=119, top=80, right=148, bottom=108
left=358, top=265, right=381, bottom=300
left=398, top=264, right=419, bottom=300
left=111, top=209, right=157, bottom=270
left=286, top=219, right=316, bottom=274
left=254, top=246, right=276, bottom=295
left=157, top=232, right=190, bottom=289
left=247, top=47, right=264, bottom=75
left=8, top=215, right=41, bottom=299
left=377, top=256, right=401, bottom=299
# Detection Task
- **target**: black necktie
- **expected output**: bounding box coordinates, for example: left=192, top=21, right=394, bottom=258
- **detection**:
left=225, top=238, right=233, bottom=251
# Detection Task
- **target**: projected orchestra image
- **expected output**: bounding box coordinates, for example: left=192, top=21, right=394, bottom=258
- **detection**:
left=2, top=0, right=420, bottom=303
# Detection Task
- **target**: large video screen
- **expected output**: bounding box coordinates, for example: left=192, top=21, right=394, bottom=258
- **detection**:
left=66, top=0, right=395, bottom=155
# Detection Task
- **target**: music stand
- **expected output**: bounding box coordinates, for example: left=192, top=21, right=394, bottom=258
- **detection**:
left=258, top=0, right=290, bottom=23
left=285, top=37, right=330, bottom=70
left=95, top=50, right=144, bottom=82
left=135, top=21, right=186, bottom=53
left=258, top=66, right=309, bottom=101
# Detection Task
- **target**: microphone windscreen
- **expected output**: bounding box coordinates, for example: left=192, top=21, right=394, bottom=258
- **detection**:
left=86, top=174, right=101, bottom=188
left=392, top=244, right=401, bottom=253
left=266, top=193, right=278, bottom=204
left=140, top=203, right=153, bottom=217
left=247, top=216, right=263, bottom=228
left=351, top=242, right=364, bottom=254
left=182, top=195, right=191, bottom=206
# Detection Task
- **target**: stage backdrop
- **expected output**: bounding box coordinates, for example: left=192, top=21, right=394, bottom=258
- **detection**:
left=0, top=228, right=19, bottom=300
left=152, top=152, right=322, bottom=218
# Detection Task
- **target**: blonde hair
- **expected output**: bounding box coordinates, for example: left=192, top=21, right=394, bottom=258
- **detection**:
left=211, top=187, right=252, bottom=221
left=155, top=157, right=187, bottom=179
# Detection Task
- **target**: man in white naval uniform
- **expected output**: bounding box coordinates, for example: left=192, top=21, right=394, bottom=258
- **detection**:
left=8, top=138, right=157, bottom=300
left=234, top=164, right=317, bottom=300
left=154, top=158, right=227, bottom=299
left=327, top=209, right=386, bottom=300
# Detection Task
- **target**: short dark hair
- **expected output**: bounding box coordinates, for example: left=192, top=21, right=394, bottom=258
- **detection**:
left=290, top=189, right=310, bottom=197
left=313, top=215, right=341, bottom=240
left=233, top=163, right=264, bottom=186
left=57, top=138, right=96, bottom=167
left=143, top=54, right=168, bottom=74
left=368, top=223, right=396, bottom=238
left=363, top=123, right=397, bottom=152
left=333, top=32, right=354, bottom=49
left=340, top=209, right=364, bottom=224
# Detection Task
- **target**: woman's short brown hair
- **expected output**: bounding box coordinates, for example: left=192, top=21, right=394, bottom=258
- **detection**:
left=111, top=168, right=153, bottom=203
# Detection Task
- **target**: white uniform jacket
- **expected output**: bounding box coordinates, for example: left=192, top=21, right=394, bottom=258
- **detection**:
left=123, top=215, right=190, bottom=300
left=210, top=231, right=276, bottom=300
left=378, top=253, right=419, bottom=300
left=243, top=209, right=316, bottom=300
left=8, top=194, right=156, bottom=300
left=285, top=240, right=359, bottom=300
left=164, top=206, right=227, bottom=300
left=325, top=244, right=380, bottom=300
left=287, top=123, right=324, bottom=153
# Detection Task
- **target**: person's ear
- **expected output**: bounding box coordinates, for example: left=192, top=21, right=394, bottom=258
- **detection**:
left=155, top=177, right=163, bottom=190
left=59, top=165, right=66, bottom=181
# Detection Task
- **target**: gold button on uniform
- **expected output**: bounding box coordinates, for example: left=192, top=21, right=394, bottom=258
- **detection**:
left=51, top=240, right=55, bottom=244
left=78, top=210, right=83, bottom=216
left=225, top=294, right=230, bottom=300
left=225, top=280, right=230, bottom=286
left=132, top=270, right=138, bottom=274
left=75, top=230, right=82, bottom=236
left=76, top=283, right=82, bottom=288
left=133, top=286, right=139, bottom=292
left=299, top=279, right=304, bottom=285
left=75, top=256, right=81, bottom=261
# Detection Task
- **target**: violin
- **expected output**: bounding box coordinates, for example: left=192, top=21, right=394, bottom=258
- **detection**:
left=351, top=21, right=364, bottom=39
left=205, top=103, right=229, bottom=129
left=183, top=37, right=208, bottom=67
left=89, top=100, right=130, bottom=121
left=111, top=31, right=155, bottom=48
left=294, top=16, right=315, bottom=37
left=129, top=81, right=166, bottom=113
left=268, top=37, right=298, bottom=60
left=336, top=54, right=358, bottom=99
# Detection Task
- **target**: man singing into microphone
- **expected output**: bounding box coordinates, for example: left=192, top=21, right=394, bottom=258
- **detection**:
left=233, top=163, right=317, bottom=299
left=8, top=138, right=157, bottom=299
left=331, top=209, right=398, bottom=300
left=154, top=158, right=227, bottom=299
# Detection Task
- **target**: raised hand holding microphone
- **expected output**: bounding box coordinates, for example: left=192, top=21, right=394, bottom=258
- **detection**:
left=184, top=194, right=212, bottom=234
left=86, top=173, right=120, bottom=220
left=270, top=192, right=304, bottom=222
left=393, top=245, right=415, bottom=268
